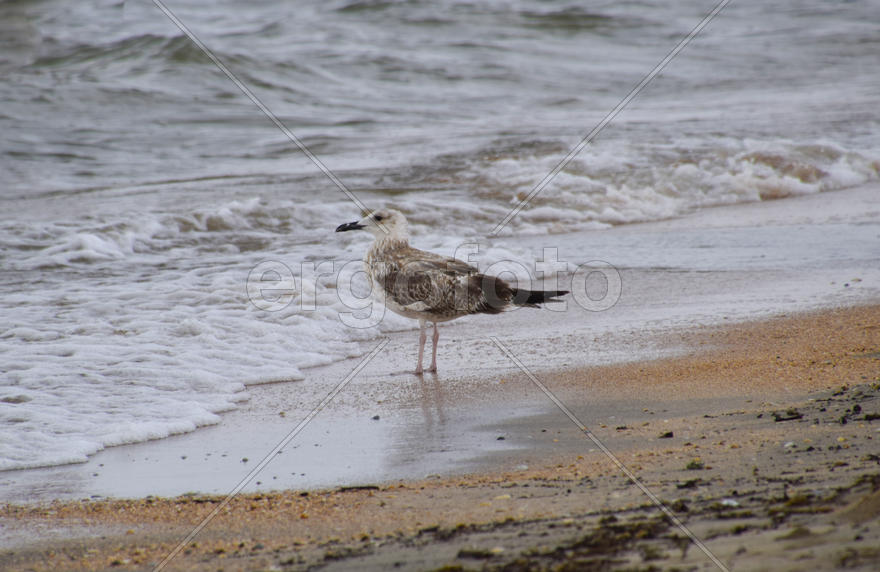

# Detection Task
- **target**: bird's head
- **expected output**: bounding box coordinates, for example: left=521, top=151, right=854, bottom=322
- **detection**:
left=335, top=208, right=409, bottom=241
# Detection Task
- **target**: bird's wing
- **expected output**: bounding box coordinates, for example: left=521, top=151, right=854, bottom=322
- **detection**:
left=393, top=246, right=478, bottom=277
left=382, top=265, right=458, bottom=313
left=378, top=246, right=514, bottom=316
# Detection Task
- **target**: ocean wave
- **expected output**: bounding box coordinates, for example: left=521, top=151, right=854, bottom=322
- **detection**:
left=32, top=34, right=176, bottom=69
left=11, top=138, right=878, bottom=270
left=519, top=6, right=650, bottom=35
left=356, top=137, right=880, bottom=239
left=470, top=138, right=880, bottom=233
left=27, top=32, right=270, bottom=75
left=10, top=197, right=288, bottom=269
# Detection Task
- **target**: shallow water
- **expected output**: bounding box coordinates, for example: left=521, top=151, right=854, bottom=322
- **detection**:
left=1, top=0, right=879, bottom=472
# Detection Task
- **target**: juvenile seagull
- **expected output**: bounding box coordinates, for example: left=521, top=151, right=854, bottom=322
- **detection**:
left=336, top=209, right=568, bottom=375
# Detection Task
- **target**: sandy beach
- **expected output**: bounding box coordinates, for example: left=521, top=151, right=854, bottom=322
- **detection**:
left=4, top=3, right=880, bottom=570
left=2, top=304, right=878, bottom=571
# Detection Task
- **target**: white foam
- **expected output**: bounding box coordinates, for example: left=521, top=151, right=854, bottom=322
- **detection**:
left=0, top=197, right=407, bottom=471
left=463, top=138, right=879, bottom=234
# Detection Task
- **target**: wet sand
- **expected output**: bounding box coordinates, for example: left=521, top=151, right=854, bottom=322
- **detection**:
left=2, top=304, right=879, bottom=571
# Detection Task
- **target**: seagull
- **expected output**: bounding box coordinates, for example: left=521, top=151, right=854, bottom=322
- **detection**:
left=336, top=209, right=568, bottom=375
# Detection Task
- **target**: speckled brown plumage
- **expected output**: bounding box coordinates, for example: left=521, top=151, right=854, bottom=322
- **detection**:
left=337, top=209, right=567, bottom=374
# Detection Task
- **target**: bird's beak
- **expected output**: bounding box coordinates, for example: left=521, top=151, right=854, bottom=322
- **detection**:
left=335, top=221, right=365, bottom=232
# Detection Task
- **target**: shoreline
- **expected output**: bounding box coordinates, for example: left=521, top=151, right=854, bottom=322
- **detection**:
left=2, top=183, right=877, bottom=501
left=2, top=304, right=879, bottom=571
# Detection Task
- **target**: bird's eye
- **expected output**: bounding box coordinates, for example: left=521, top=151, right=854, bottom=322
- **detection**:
left=374, top=214, right=384, bottom=222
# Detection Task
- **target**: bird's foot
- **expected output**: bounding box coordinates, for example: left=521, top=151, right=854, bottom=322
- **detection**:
left=414, top=367, right=424, bottom=376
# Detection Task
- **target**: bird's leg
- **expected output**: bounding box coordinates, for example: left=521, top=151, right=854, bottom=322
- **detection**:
left=428, top=322, right=439, bottom=373
left=415, top=319, right=427, bottom=375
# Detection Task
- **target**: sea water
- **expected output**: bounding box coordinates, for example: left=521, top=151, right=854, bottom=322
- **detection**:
left=1, top=0, right=878, bottom=471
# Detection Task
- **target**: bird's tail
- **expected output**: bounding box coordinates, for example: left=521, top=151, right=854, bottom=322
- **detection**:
left=511, top=289, right=569, bottom=307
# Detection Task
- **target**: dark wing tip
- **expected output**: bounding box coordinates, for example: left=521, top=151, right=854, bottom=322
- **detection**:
left=515, top=289, right=568, bottom=306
